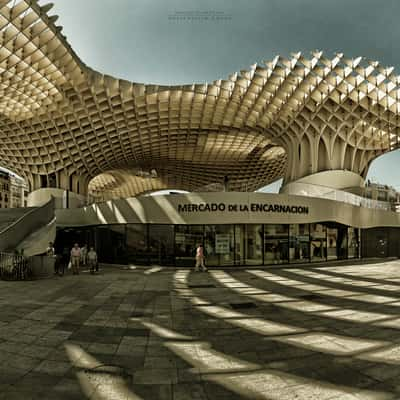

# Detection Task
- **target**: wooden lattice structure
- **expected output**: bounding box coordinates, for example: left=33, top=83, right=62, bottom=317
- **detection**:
left=0, top=1, right=399, bottom=200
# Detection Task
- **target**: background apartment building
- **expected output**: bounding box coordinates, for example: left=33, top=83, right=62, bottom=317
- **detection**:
left=0, top=170, right=28, bottom=208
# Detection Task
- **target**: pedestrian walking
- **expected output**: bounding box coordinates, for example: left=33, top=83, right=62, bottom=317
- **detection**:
left=87, top=247, right=98, bottom=274
left=70, top=243, right=81, bottom=275
left=81, top=244, right=87, bottom=266
left=194, top=244, right=207, bottom=272
left=46, top=242, right=58, bottom=275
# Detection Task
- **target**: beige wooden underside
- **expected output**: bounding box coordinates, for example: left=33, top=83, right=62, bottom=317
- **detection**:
left=0, top=1, right=399, bottom=199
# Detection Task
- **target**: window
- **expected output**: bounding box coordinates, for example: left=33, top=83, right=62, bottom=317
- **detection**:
left=348, top=227, right=359, bottom=258
left=289, top=224, right=309, bottom=263
left=204, top=225, right=235, bottom=266
left=377, top=191, right=387, bottom=201
left=126, top=225, right=148, bottom=265
left=264, top=224, right=289, bottom=264
left=175, top=225, right=204, bottom=267
left=234, top=225, right=263, bottom=265
left=95, top=225, right=126, bottom=264
left=149, top=225, right=174, bottom=266
left=310, top=223, right=327, bottom=262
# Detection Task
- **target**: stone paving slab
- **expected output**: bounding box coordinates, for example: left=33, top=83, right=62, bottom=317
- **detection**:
left=0, top=261, right=400, bottom=398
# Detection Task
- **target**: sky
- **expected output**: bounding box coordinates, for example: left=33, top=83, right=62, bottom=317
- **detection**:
left=31, top=0, right=400, bottom=192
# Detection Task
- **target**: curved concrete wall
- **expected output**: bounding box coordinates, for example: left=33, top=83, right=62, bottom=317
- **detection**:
left=28, top=188, right=86, bottom=209
left=55, top=192, right=400, bottom=230
left=16, top=218, right=56, bottom=257
left=281, top=170, right=365, bottom=195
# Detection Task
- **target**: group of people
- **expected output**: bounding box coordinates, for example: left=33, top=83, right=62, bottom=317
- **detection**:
left=47, top=242, right=207, bottom=273
left=46, top=242, right=99, bottom=276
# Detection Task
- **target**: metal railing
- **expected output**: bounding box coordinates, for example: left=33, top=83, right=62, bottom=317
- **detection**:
left=0, top=252, right=32, bottom=280
left=283, top=182, right=393, bottom=211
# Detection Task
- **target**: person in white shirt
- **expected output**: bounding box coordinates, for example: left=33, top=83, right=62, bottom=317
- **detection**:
left=70, top=243, right=81, bottom=275
left=87, top=247, right=98, bottom=274
left=195, top=244, right=207, bottom=272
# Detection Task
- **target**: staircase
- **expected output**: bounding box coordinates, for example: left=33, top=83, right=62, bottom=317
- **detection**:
left=0, top=207, right=36, bottom=233
left=0, top=198, right=55, bottom=254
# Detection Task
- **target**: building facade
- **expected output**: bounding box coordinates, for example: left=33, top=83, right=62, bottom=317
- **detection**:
left=1, top=1, right=400, bottom=264
left=0, top=171, right=9, bottom=209
left=53, top=191, right=400, bottom=267
left=0, top=170, right=28, bottom=209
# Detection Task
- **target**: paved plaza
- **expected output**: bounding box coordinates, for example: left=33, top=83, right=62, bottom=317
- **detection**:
left=1, top=261, right=400, bottom=398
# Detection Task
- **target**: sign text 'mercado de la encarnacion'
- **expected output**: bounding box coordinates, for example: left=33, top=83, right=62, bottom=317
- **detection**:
left=177, top=203, right=309, bottom=214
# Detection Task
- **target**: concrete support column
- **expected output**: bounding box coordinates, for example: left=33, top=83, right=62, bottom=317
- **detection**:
left=28, top=171, right=90, bottom=208
left=282, top=131, right=377, bottom=188
left=58, top=170, right=70, bottom=191
left=69, top=174, right=88, bottom=196
left=31, top=171, right=89, bottom=196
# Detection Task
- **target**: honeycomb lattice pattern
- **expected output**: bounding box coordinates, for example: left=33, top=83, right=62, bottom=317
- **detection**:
left=0, top=2, right=400, bottom=199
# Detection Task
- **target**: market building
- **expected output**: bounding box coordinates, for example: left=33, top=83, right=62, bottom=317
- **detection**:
left=0, top=0, right=400, bottom=264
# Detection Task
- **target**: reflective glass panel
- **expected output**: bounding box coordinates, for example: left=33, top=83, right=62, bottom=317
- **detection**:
left=243, top=225, right=263, bottom=265
left=95, top=225, right=127, bottom=264
left=149, top=225, right=174, bottom=265
left=175, top=225, right=204, bottom=267
left=204, top=225, right=235, bottom=266
left=310, top=223, right=326, bottom=262
left=126, top=224, right=148, bottom=265
left=264, top=224, right=289, bottom=264
left=348, top=227, right=359, bottom=258
left=289, top=224, right=309, bottom=263
left=234, top=225, right=244, bottom=265
left=327, top=224, right=348, bottom=260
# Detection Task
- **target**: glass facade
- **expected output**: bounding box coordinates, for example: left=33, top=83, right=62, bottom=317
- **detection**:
left=149, top=225, right=175, bottom=266
left=289, top=224, right=309, bottom=263
left=310, top=223, right=327, bottom=262
left=205, top=225, right=235, bottom=267
left=175, top=225, right=204, bottom=267
left=126, top=225, right=148, bottom=265
left=242, top=225, right=263, bottom=265
left=96, top=225, right=126, bottom=264
left=264, top=224, right=289, bottom=264
left=55, top=223, right=362, bottom=267
left=348, top=227, right=360, bottom=258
